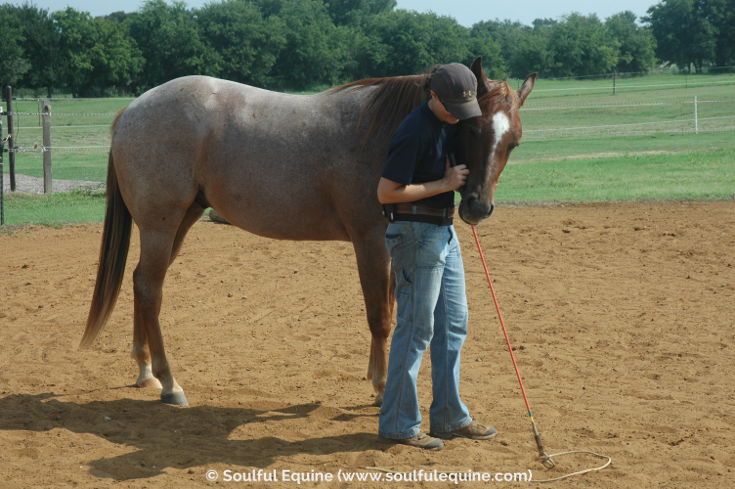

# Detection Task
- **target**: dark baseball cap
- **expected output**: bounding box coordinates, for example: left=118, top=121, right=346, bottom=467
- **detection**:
left=429, top=63, right=482, bottom=120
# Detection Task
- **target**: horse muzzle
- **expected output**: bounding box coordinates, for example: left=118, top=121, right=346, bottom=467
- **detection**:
left=458, top=194, right=494, bottom=225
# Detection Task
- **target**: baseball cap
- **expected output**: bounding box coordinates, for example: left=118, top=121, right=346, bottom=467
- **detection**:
left=429, top=63, right=482, bottom=120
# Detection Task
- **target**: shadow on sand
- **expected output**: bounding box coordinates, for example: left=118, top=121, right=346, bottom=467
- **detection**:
left=0, top=393, right=384, bottom=480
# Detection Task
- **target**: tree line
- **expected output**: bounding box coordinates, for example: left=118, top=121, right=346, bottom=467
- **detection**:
left=0, top=0, right=733, bottom=96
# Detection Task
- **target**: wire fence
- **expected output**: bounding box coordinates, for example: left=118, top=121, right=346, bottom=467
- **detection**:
left=523, top=100, right=735, bottom=140
left=2, top=73, right=735, bottom=195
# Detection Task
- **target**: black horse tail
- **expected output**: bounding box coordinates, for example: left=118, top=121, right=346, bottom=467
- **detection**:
left=80, top=148, right=132, bottom=348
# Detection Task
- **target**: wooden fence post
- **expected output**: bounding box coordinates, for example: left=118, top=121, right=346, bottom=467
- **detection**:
left=4, top=86, right=15, bottom=191
left=42, top=101, right=52, bottom=193
left=1, top=108, right=4, bottom=225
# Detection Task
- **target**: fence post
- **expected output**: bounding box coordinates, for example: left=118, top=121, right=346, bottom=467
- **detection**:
left=4, top=86, right=15, bottom=191
left=42, top=101, right=52, bottom=193
left=612, top=70, right=617, bottom=95
left=1, top=107, right=4, bottom=225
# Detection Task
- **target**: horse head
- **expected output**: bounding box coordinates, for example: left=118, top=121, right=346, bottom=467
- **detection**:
left=455, top=57, right=536, bottom=225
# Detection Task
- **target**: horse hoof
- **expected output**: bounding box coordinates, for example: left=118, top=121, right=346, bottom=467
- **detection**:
left=161, top=391, right=189, bottom=406
left=136, top=377, right=163, bottom=389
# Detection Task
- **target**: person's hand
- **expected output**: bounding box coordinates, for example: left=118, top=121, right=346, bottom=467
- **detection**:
left=442, top=157, right=469, bottom=191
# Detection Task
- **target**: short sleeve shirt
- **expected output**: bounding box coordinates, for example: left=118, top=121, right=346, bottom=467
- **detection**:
left=381, top=100, right=456, bottom=209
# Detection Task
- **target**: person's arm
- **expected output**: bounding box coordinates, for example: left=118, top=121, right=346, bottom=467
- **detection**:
left=377, top=159, right=469, bottom=204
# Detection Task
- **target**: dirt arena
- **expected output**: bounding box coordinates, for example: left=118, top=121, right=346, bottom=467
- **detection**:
left=1, top=201, right=733, bottom=488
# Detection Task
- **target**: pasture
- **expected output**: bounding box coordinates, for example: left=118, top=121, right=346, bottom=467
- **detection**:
left=2, top=71, right=735, bottom=226
left=1, top=72, right=734, bottom=487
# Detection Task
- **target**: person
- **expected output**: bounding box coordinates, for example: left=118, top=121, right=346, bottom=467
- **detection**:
left=376, top=63, right=496, bottom=451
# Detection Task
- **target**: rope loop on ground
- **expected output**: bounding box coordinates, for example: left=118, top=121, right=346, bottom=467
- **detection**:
left=533, top=449, right=612, bottom=483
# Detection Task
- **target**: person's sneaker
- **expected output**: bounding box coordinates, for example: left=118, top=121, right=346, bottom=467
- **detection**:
left=384, top=432, right=444, bottom=451
left=430, top=421, right=497, bottom=440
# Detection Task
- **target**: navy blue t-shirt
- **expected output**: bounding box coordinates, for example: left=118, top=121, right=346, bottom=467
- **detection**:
left=381, top=100, right=456, bottom=209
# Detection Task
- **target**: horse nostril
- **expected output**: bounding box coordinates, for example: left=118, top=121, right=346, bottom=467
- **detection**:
left=487, top=204, right=494, bottom=218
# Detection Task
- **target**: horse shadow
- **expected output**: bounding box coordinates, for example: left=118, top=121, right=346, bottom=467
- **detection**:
left=0, top=393, right=384, bottom=480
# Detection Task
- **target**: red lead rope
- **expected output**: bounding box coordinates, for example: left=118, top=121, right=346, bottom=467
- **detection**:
left=469, top=224, right=554, bottom=468
left=470, top=225, right=533, bottom=414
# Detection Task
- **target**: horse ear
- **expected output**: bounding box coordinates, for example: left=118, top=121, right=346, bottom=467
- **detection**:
left=470, top=56, right=489, bottom=96
left=518, top=72, right=537, bottom=107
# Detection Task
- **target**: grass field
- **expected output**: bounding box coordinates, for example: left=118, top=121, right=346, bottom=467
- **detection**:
left=2, top=72, right=734, bottom=227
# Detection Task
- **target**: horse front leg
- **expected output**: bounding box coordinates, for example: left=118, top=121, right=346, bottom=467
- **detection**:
left=353, top=231, right=394, bottom=406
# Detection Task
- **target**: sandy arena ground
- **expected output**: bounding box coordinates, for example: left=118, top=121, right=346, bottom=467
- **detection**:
left=0, top=201, right=733, bottom=488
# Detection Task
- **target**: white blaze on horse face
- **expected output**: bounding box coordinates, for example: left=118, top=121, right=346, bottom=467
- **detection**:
left=487, top=111, right=511, bottom=169
left=492, top=111, right=511, bottom=147
left=485, top=111, right=512, bottom=190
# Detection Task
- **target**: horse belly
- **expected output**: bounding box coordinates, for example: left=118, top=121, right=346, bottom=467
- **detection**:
left=224, top=202, right=349, bottom=241
left=203, top=168, right=350, bottom=241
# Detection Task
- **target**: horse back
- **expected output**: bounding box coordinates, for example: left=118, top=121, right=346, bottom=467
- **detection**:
left=112, top=76, right=388, bottom=240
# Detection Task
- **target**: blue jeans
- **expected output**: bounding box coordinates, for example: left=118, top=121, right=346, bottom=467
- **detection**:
left=379, top=220, right=472, bottom=439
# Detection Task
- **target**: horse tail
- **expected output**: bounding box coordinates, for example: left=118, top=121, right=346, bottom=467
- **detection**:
left=80, top=148, right=132, bottom=348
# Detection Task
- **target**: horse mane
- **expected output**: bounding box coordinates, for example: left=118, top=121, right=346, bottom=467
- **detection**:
left=329, top=74, right=516, bottom=140
left=329, top=74, right=429, bottom=139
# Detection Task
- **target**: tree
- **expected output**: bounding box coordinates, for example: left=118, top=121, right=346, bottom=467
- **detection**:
left=321, top=0, right=399, bottom=81
left=500, top=18, right=557, bottom=78
left=126, top=0, right=216, bottom=90
left=644, top=0, right=716, bottom=72
left=471, top=20, right=537, bottom=78
left=323, top=0, right=396, bottom=25
left=267, top=0, right=349, bottom=89
left=0, top=5, right=31, bottom=88
left=361, top=10, right=472, bottom=77
left=464, top=23, right=506, bottom=79
left=52, top=8, right=97, bottom=95
left=545, top=13, right=619, bottom=77
left=698, top=0, right=735, bottom=66
left=12, top=4, right=59, bottom=96
left=605, top=11, right=657, bottom=73
left=53, top=8, right=143, bottom=95
left=196, top=0, right=286, bottom=87
left=91, top=18, right=144, bottom=94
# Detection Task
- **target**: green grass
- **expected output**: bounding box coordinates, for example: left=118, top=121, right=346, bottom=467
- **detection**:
left=497, top=148, right=735, bottom=202
left=2, top=190, right=106, bottom=227
left=513, top=72, right=735, bottom=100
left=512, top=131, right=734, bottom=163
left=7, top=97, right=129, bottom=183
left=4, top=147, right=731, bottom=227
left=2, top=72, right=734, bottom=227
left=11, top=151, right=109, bottom=182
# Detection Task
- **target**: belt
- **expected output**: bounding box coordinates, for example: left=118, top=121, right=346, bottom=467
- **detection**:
left=383, top=203, right=454, bottom=226
left=394, top=204, right=455, bottom=218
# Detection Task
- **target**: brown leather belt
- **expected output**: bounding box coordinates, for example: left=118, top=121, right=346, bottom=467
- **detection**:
left=394, top=204, right=455, bottom=218
left=383, top=203, right=454, bottom=225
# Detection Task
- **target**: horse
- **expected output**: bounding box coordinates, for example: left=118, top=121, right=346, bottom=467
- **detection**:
left=81, top=56, right=536, bottom=406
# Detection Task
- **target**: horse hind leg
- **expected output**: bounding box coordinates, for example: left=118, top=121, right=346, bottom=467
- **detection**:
left=170, top=202, right=205, bottom=265
left=131, top=202, right=203, bottom=391
left=133, top=217, right=191, bottom=405
left=353, top=230, right=394, bottom=406
left=132, top=332, right=161, bottom=389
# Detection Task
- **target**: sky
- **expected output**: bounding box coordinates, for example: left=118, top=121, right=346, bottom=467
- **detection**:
left=18, top=0, right=656, bottom=25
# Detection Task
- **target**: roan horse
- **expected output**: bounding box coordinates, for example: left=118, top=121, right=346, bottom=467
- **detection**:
left=81, top=57, right=535, bottom=406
